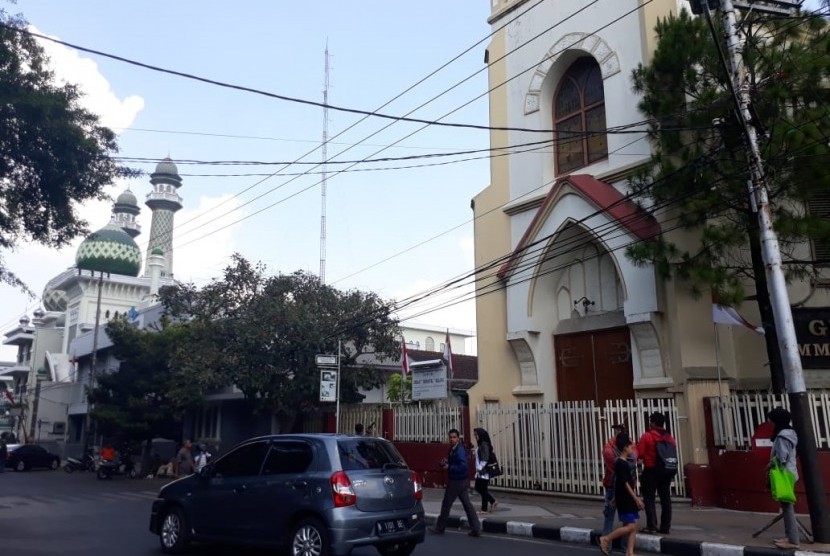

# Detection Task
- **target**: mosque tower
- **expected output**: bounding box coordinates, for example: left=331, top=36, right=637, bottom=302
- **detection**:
left=110, top=188, right=141, bottom=238
left=143, top=157, right=183, bottom=277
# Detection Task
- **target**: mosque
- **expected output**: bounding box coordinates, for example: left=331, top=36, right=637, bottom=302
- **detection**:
left=1, top=158, right=183, bottom=447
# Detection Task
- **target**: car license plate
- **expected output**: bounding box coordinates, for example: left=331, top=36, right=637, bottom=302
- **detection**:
left=377, top=519, right=407, bottom=535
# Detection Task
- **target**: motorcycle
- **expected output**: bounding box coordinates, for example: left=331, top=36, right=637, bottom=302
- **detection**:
left=96, top=450, right=137, bottom=480
left=64, top=450, right=96, bottom=473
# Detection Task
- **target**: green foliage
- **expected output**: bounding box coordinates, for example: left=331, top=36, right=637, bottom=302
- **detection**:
left=0, top=11, right=136, bottom=293
left=385, top=372, right=412, bottom=404
left=628, top=9, right=830, bottom=303
left=89, top=318, right=188, bottom=444
left=159, top=254, right=400, bottom=426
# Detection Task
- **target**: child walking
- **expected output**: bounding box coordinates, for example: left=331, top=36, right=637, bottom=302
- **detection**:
left=599, top=433, right=644, bottom=556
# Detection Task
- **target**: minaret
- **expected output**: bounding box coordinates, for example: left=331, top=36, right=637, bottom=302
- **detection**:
left=110, top=188, right=141, bottom=238
left=144, top=157, right=183, bottom=277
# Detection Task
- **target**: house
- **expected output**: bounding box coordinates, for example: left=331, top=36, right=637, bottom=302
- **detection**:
left=468, top=0, right=830, bottom=467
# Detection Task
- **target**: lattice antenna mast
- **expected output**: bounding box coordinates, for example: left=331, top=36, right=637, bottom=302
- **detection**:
left=320, top=43, right=331, bottom=284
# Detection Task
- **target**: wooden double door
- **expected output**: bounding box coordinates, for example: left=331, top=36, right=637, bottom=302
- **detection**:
left=554, top=327, right=634, bottom=404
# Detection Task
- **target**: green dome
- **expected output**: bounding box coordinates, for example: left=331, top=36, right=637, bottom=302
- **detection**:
left=75, top=224, right=142, bottom=277
left=150, top=247, right=164, bottom=256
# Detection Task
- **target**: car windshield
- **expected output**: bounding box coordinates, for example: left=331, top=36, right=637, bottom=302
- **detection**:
left=337, top=439, right=407, bottom=471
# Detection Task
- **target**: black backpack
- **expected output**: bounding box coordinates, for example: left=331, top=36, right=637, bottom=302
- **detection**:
left=654, top=434, right=678, bottom=477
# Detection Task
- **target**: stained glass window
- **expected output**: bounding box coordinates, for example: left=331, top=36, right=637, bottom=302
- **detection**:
left=554, top=58, right=608, bottom=173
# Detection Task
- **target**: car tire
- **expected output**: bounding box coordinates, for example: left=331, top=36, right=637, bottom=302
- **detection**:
left=159, top=506, right=191, bottom=554
left=376, top=541, right=417, bottom=556
left=50, top=459, right=59, bottom=470
left=15, top=460, right=25, bottom=472
left=291, top=517, right=330, bottom=556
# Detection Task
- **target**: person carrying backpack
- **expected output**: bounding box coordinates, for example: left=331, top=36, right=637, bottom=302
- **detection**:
left=637, top=412, right=678, bottom=534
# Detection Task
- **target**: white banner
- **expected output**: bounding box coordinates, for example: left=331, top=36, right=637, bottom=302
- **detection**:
left=412, top=368, right=447, bottom=400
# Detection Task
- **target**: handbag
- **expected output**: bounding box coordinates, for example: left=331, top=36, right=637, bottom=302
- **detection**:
left=485, top=450, right=503, bottom=478
left=769, top=458, right=797, bottom=504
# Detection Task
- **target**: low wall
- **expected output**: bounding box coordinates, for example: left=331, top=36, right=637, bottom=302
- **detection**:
left=394, top=441, right=476, bottom=488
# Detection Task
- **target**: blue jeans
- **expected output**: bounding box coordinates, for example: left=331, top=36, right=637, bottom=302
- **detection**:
left=603, top=486, right=628, bottom=550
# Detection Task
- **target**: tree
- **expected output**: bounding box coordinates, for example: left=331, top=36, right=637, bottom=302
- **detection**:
left=89, top=318, right=191, bottom=455
left=386, top=373, right=412, bottom=404
left=0, top=11, right=135, bottom=292
left=159, top=254, right=401, bottom=431
left=627, top=9, right=830, bottom=390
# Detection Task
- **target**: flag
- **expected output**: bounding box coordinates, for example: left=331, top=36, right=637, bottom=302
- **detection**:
left=443, top=329, right=454, bottom=378
left=401, top=337, right=409, bottom=376
left=3, top=390, right=13, bottom=403
left=712, top=304, right=765, bottom=334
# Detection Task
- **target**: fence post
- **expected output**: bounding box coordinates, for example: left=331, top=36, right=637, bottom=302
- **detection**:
left=382, top=407, right=395, bottom=441
left=702, top=397, right=719, bottom=464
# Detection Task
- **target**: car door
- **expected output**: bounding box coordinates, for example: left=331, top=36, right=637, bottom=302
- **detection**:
left=188, top=440, right=270, bottom=540
left=249, top=440, right=316, bottom=544
left=31, top=446, right=48, bottom=468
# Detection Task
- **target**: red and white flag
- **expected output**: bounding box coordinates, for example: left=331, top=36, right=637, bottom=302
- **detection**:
left=443, top=329, right=454, bottom=378
left=712, top=304, right=764, bottom=335
left=3, top=390, right=13, bottom=403
left=401, top=337, right=410, bottom=376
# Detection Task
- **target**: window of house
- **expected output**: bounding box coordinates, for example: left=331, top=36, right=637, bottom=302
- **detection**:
left=425, top=337, right=435, bottom=351
left=808, top=191, right=830, bottom=265
left=194, top=404, right=221, bottom=441
left=554, top=58, right=608, bottom=174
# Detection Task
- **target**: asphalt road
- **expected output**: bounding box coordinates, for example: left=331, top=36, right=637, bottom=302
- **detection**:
left=0, top=469, right=594, bottom=556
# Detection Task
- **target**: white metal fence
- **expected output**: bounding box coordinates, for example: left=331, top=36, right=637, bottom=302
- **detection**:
left=395, top=400, right=464, bottom=442
left=710, top=391, right=830, bottom=450
left=335, top=405, right=384, bottom=435
left=477, top=398, right=685, bottom=497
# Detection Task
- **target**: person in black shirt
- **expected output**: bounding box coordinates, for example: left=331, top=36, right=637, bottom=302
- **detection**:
left=599, top=434, right=643, bottom=556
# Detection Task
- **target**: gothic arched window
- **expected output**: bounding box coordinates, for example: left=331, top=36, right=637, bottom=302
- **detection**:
left=425, top=337, right=435, bottom=351
left=554, top=58, right=608, bottom=174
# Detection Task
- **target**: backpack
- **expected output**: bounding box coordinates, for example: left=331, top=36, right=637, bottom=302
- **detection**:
left=654, top=433, right=678, bottom=477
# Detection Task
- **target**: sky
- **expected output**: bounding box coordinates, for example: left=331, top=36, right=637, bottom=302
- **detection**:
left=0, top=1, right=494, bottom=358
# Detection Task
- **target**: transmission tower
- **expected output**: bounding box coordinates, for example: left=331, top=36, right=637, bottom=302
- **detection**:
left=320, top=43, right=331, bottom=284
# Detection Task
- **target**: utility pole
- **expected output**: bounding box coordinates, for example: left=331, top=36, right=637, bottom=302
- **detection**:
left=82, top=271, right=105, bottom=457
left=697, top=0, right=830, bottom=541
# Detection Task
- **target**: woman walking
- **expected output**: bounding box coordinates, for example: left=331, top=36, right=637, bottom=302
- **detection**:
left=473, top=427, right=498, bottom=514
left=767, top=408, right=800, bottom=549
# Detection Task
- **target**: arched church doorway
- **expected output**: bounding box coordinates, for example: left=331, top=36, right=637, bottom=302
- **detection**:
left=554, top=327, right=634, bottom=404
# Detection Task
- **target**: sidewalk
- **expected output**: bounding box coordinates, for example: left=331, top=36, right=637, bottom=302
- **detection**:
left=422, top=487, right=830, bottom=556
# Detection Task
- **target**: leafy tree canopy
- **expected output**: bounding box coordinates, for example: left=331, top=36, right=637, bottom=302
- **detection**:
left=159, top=254, right=401, bottom=429
left=0, top=10, right=135, bottom=292
left=89, top=317, right=189, bottom=445
left=627, top=9, right=830, bottom=304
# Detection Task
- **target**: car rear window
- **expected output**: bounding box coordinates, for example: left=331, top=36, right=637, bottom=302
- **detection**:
left=337, top=439, right=407, bottom=471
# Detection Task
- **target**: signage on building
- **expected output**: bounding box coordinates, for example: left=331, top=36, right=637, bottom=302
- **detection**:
left=411, top=360, right=447, bottom=400
left=792, top=308, right=830, bottom=369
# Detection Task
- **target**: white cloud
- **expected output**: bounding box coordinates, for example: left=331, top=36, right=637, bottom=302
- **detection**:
left=31, top=26, right=144, bottom=130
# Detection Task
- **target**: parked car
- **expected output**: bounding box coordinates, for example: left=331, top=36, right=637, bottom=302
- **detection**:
left=149, top=434, right=425, bottom=556
left=6, top=444, right=61, bottom=471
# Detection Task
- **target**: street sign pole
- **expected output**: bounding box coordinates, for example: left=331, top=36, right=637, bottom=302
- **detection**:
left=336, top=340, right=341, bottom=434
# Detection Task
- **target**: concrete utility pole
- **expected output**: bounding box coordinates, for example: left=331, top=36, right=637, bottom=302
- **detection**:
left=698, top=0, right=830, bottom=541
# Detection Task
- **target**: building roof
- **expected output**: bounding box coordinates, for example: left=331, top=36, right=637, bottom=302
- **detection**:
left=497, top=174, right=660, bottom=280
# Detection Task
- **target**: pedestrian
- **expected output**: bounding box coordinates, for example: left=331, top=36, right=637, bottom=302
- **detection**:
left=766, top=408, right=800, bottom=549
left=194, top=443, right=212, bottom=473
left=473, top=427, right=498, bottom=514
left=430, top=428, right=482, bottom=537
left=602, top=424, right=638, bottom=548
left=599, top=433, right=644, bottom=556
left=365, top=423, right=376, bottom=437
left=637, top=412, right=677, bottom=534
left=176, top=439, right=195, bottom=477
left=354, top=423, right=364, bottom=436
left=0, top=438, right=7, bottom=473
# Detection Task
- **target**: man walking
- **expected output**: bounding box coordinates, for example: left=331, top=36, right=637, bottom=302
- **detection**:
left=637, top=412, right=678, bottom=534
left=430, top=428, right=482, bottom=537
left=176, top=439, right=195, bottom=477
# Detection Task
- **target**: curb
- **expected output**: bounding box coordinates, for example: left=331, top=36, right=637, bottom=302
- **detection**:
left=425, top=513, right=823, bottom=556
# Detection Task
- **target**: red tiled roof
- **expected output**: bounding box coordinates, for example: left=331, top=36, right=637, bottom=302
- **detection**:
left=497, top=174, right=660, bottom=280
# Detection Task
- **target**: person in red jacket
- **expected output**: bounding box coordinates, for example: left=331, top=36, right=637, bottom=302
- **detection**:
left=637, top=412, right=677, bottom=534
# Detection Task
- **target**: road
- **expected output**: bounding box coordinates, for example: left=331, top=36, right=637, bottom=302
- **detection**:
left=0, top=469, right=594, bottom=556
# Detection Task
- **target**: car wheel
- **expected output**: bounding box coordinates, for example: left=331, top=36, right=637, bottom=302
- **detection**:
left=159, top=506, right=191, bottom=554
left=15, top=460, right=26, bottom=472
left=291, top=517, right=330, bottom=556
left=50, top=459, right=59, bottom=470
left=376, top=541, right=417, bottom=556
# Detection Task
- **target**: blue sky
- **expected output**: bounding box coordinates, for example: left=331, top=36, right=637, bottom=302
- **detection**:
left=1, top=1, right=493, bottom=356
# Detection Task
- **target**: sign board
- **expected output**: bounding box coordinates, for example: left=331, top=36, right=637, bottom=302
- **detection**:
left=411, top=360, right=447, bottom=401
left=320, top=370, right=337, bottom=402
left=792, top=307, right=830, bottom=369
left=316, top=354, right=338, bottom=367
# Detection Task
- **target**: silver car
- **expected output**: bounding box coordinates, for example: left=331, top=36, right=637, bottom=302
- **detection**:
left=149, top=434, right=425, bottom=556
